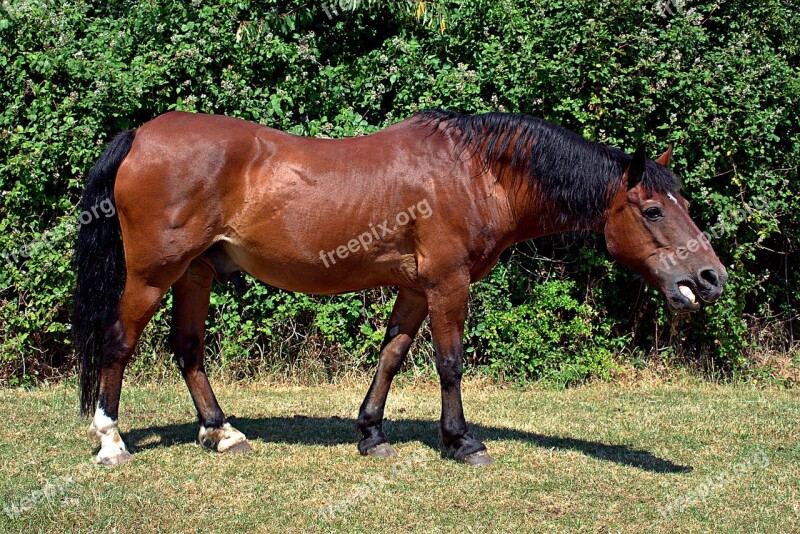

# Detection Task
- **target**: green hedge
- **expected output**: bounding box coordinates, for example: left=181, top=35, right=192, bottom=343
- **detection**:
left=1, top=0, right=798, bottom=386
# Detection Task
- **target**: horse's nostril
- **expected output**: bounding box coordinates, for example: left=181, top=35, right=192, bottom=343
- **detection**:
left=700, top=268, right=719, bottom=287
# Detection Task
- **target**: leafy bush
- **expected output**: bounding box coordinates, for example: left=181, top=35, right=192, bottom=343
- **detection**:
left=0, top=0, right=797, bottom=386
left=467, top=263, right=621, bottom=386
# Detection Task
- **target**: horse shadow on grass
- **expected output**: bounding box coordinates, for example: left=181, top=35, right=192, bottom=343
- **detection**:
left=125, top=415, right=692, bottom=474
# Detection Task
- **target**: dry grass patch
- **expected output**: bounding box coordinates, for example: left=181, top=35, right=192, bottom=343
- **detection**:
left=0, top=379, right=797, bottom=532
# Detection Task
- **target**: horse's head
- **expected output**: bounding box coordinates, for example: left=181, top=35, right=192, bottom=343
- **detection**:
left=604, top=146, right=727, bottom=312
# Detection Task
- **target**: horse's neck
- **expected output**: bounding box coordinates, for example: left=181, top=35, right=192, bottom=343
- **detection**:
left=496, top=169, right=604, bottom=244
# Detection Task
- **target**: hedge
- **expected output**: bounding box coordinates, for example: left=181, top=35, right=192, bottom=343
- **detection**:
left=0, top=0, right=797, bottom=386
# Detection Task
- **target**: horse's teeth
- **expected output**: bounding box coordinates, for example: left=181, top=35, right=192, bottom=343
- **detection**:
left=679, top=285, right=696, bottom=303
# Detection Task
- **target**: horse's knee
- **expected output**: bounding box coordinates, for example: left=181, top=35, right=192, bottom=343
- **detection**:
left=380, top=343, right=408, bottom=375
left=169, top=329, right=202, bottom=371
left=435, top=358, right=463, bottom=389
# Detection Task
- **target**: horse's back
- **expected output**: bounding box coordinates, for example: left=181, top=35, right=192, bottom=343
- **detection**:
left=117, top=111, right=426, bottom=196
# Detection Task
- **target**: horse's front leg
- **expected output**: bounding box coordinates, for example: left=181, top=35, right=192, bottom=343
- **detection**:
left=425, top=275, right=494, bottom=466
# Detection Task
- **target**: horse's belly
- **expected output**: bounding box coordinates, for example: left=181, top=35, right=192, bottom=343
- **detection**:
left=215, top=241, right=420, bottom=295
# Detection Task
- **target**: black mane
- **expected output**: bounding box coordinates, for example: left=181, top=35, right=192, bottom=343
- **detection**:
left=415, top=109, right=680, bottom=225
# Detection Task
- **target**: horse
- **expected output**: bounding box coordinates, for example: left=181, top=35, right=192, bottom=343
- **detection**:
left=73, top=110, right=727, bottom=466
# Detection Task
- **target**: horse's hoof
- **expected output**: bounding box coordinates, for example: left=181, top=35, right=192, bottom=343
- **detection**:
left=365, top=442, right=398, bottom=457
left=97, top=450, right=133, bottom=466
left=223, top=440, right=253, bottom=454
left=461, top=450, right=495, bottom=467
left=199, top=423, right=250, bottom=453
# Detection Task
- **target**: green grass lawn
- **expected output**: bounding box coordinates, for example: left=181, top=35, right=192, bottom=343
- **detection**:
left=0, top=379, right=797, bottom=532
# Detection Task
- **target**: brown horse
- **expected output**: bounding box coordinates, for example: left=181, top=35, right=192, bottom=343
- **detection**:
left=73, top=110, right=727, bottom=466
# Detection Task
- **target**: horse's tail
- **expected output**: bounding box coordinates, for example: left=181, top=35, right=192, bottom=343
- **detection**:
left=74, top=130, right=135, bottom=417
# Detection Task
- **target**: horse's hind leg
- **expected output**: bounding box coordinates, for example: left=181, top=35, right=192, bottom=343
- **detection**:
left=357, top=287, right=428, bottom=457
left=89, top=275, right=168, bottom=465
left=169, top=261, right=251, bottom=454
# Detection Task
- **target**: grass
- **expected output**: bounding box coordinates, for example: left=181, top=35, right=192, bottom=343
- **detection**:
left=0, top=378, right=797, bottom=532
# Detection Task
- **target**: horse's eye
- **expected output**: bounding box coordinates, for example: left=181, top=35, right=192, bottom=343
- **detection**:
left=644, top=207, right=663, bottom=221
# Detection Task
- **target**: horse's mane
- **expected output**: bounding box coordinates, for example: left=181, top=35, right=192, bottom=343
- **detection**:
left=414, top=109, right=680, bottom=225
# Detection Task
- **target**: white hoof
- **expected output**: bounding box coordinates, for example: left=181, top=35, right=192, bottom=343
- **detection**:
left=198, top=423, right=251, bottom=453
left=89, top=409, right=131, bottom=465
left=96, top=449, right=133, bottom=465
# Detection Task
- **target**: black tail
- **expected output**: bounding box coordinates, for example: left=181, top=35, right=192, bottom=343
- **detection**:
left=74, top=130, right=135, bottom=417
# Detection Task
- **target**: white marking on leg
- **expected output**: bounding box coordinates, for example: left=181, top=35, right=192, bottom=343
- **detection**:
left=89, top=407, right=130, bottom=464
left=92, top=408, right=116, bottom=432
left=198, top=423, right=248, bottom=452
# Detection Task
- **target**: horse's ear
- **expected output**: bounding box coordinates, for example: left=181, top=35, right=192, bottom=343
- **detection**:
left=655, top=143, right=674, bottom=167
left=625, top=145, right=647, bottom=190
